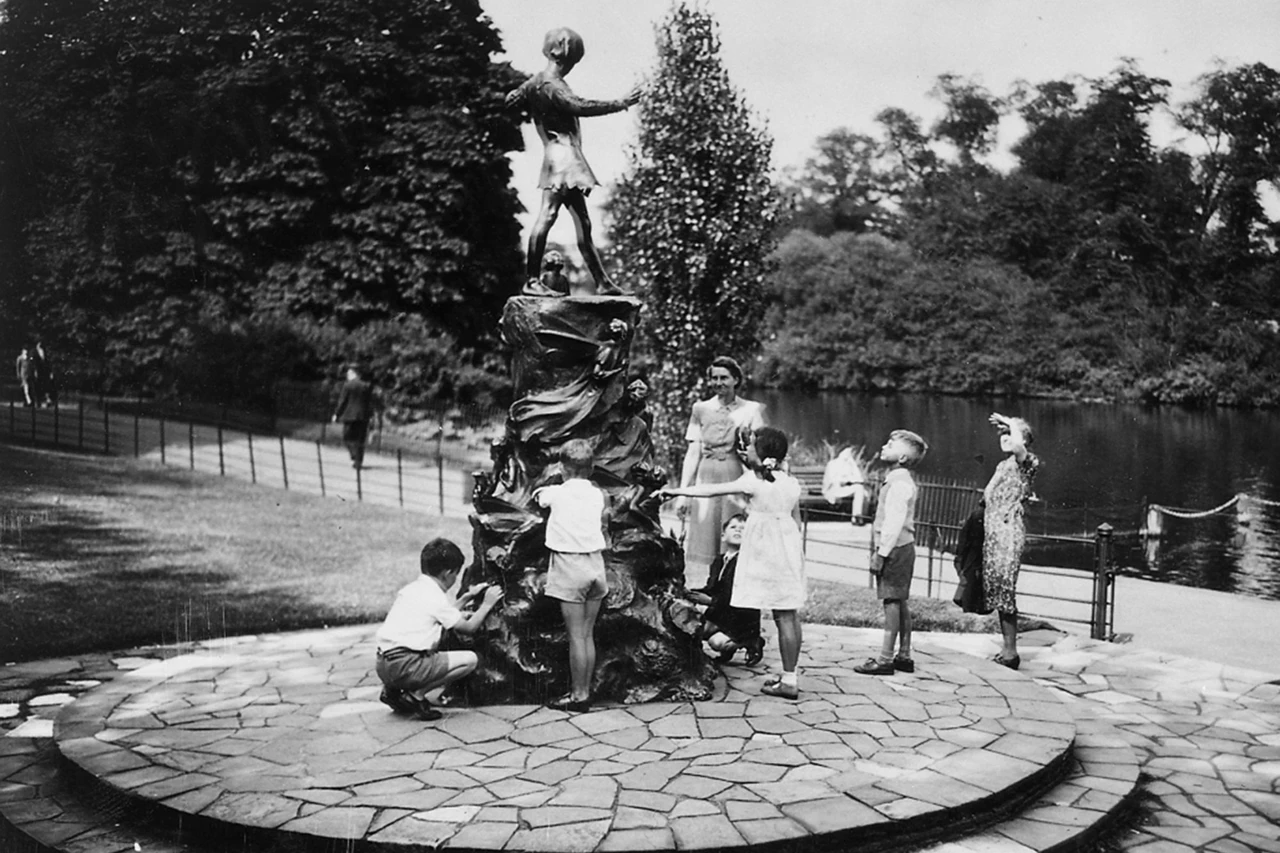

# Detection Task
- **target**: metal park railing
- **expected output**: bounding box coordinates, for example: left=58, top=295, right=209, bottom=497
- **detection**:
left=2, top=396, right=479, bottom=520
left=801, top=474, right=1118, bottom=641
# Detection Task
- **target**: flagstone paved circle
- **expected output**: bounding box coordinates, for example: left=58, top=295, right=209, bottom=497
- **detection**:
left=53, top=624, right=1076, bottom=851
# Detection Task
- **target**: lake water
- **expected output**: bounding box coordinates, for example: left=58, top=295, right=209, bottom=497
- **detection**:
left=757, top=390, right=1280, bottom=601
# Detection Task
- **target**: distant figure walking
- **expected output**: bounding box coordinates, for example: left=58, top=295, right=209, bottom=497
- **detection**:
left=332, top=367, right=378, bottom=469
left=33, top=341, right=54, bottom=407
left=14, top=347, right=33, bottom=407
left=506, top=26, right=640, bottom=294
left=982, top=413, right=1040, bottom=670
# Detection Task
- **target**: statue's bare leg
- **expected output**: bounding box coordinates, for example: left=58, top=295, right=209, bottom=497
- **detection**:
left=565, top=192, right=624, bottom=294
left=527, top=189, right=563, bottom=280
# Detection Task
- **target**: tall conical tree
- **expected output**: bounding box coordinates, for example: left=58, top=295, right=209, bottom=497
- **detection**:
left=607, top=2, right=779, bottom=469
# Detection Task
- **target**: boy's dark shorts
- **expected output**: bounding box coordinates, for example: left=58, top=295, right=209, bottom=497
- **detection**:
left=876, top=543, right=915, bottom=600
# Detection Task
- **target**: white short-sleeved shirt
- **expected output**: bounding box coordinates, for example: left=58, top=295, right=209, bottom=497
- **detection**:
left=376, top=576, right=462, bottom=653
left=536, top=478, right=607, bottom=553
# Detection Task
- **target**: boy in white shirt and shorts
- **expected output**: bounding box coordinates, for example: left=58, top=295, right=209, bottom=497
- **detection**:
left=535, top=439, right=609, bottom=713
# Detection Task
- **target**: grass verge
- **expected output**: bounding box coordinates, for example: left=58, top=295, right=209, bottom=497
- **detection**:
left=804, top=579, right=1054, bottom=634
left=1, top=442, right=472, bottom=663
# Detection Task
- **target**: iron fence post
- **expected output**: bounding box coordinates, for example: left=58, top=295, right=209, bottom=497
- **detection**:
left=103, top=401, right=109, bottom=454
left=1092, top=523, right=1114, bottom=640
left=397, top=450, right=404, bottom=508
left=317, top=441, right=326, bottom=496
left=279, top=436, right=289, bottom=490
left=437, top=420, right=445, bottom=515
left=248, top=432, right=256, bottom=484
left=160, top=417, right=166, bottom=465
left=217, top=426, right=225, bottom=476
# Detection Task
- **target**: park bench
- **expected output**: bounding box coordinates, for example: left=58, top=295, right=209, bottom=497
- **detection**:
left=791, top=464, right=877, bottom=524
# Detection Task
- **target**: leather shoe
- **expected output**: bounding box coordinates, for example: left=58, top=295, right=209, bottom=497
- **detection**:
left=547, top=694, right=591, bottom=713
left=379, top=686, right=414, bottom=714
left=744, top=637, right=765, bottom=667
left=716, top=641, right=740, bottom=663
left=403, top=694, right=443, bottom=721
left=893, top=657, right=915, bottom=673
left=992, top=654, right=1021, bottom=671
left=760, top=681, right=799, bottom=700
left=853, top=658, right=895, bottom=676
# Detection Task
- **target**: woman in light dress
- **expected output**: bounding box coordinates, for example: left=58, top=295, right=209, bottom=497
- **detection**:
left=676, top=356, right=765, bottom=571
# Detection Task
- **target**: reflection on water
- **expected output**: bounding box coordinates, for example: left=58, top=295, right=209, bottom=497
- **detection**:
left=758, top=390, right=1280, bottom=600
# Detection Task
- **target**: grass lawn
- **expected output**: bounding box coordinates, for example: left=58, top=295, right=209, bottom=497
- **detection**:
left=804, top=579, right=1046, bottom=634
left=2, top=441, right=1044, bottom=665
left=1, top=442, right=473, bottom=663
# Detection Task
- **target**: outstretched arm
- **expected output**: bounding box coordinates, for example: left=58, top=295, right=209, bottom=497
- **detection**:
left=546, top=83, right=641, bottom=117
left=660, top=480, right=746, bottom=500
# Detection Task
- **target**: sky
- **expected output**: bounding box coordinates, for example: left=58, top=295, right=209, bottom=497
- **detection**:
left=480, top=0, right=1280, bottom=241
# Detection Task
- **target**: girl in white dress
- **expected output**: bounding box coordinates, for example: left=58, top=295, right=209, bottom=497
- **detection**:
left=660, top=427, right=806, bottom=699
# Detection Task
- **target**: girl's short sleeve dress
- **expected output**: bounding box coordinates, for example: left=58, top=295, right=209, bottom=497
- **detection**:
left=729, top=472, right=807, bottom=611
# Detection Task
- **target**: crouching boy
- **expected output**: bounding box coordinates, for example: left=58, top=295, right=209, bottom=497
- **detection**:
left=375, top=538, right=503, bottom=721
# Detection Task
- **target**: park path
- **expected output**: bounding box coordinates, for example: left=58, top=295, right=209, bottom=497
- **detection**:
left=3, top=398, right=476, bottom=520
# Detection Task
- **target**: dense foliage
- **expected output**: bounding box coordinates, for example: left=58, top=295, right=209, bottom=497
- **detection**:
left=0, top=0, right=523, bottom=409
left=606, top=3, right=779, bottom=466
left=770, top=61, right=1280, bottom=406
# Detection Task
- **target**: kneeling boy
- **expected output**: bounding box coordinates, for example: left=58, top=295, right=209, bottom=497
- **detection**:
left=687, top=514, right=764, bottom=664
left=375, top=538, right=503, bottom=721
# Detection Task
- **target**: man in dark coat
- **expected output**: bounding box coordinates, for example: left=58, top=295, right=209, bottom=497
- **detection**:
left=331, top=367, right=378, bottom=469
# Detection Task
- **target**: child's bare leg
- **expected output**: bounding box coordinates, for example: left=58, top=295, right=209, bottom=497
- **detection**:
left=773, top=610, right=802, bottom=672
left=527, top=190, right=563, bottom=280
left=564, top=192, right=620, bottom=293
left=998, top=610, right=1018, bottom=660
left=420, top=651, right=479, bottom=701
left=880, top=600, right=902, bottom=662
left=561, top=598, right=602, bottom=701
left=901, top=596, right=911, bottom=655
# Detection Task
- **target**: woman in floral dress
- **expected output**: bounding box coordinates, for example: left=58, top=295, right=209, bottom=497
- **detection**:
left=982, top=413, right=1040, bottom=670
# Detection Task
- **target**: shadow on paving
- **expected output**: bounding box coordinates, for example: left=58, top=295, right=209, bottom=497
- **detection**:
left=0, top=443, right=385, bottom=664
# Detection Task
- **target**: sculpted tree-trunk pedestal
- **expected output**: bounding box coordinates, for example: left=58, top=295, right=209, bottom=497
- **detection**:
left=452, top=295, right=714, bottom=706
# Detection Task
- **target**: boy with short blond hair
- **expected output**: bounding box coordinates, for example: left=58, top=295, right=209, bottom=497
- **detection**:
left=856, top=429, right=928, bottom=676
left=535, top=439, right=609, bottom=712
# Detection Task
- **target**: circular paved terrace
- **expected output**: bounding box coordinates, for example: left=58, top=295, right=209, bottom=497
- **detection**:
left=53, top=624, right=1077, bottom=852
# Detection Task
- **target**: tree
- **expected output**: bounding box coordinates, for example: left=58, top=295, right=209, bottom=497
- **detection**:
left=781, top=128, right=895, bottom=236
left=0, top=0, right=524, bottom=402
left=1179, top=62, right=1280, bottom=282
left=607, top=3, right=779, bottom=467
